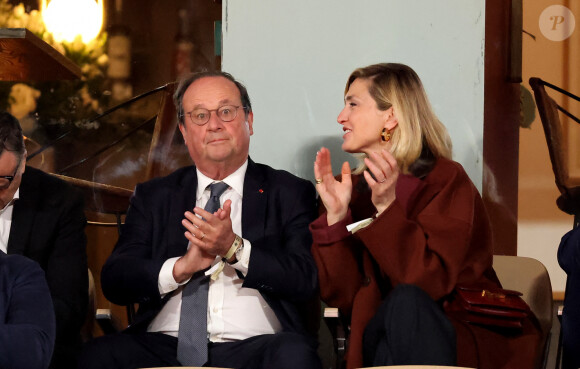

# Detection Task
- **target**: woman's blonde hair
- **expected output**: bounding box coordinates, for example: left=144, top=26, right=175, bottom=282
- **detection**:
left=346, top=63, right=452, bottom=174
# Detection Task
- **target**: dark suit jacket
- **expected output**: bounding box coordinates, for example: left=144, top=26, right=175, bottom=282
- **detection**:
left=558, top=227, right=580, bottom=367
left=102, top=159, right=318, bottom=336
left=8, top=166, right=88, bottom=368
left=0, top=253, right=56, bottom=369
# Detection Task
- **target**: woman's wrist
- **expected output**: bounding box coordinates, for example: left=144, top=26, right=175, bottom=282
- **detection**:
left=375, top=205, right=387, bottom=217
left=327, top=210, right=347, bottom=226
left=375, top=197, right=395, bottom=217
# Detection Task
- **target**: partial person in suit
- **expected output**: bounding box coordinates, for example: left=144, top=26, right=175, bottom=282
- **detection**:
left=79, top=71, right=321, bottom=369
left=0, top=252, right=56, bottom=369
left=310, top=63, right=542, bottom=369
left=0, top=111, right=88, bottom=369
left=558, top=226, right=580, bottom=368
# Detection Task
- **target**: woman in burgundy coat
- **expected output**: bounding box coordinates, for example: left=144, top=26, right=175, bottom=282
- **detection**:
left=310, top=63, right=542, bottom=369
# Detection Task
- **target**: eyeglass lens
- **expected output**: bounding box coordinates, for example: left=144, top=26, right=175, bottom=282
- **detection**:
left=189, top=105, right=240, bottom=125
left=0, top=159, right=20, bottom=189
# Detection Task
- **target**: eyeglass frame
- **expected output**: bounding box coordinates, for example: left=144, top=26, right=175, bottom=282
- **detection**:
left=0, top=156, right=22, bottom=189
left=181, top=105, right=249, bottom=126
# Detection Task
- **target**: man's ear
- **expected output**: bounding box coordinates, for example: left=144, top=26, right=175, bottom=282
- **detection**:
left=178, top=123, right=187, bottom=144
left=22, top=150, right=27, bottom=173
left=384, top=106, right=399, bottom=131
left=246, top=111, right=254, bottom=135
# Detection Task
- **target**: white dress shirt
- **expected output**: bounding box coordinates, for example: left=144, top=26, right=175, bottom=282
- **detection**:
left=0, top=188, right=19, bottom=254
left=148, top=161, right=281, bottom=341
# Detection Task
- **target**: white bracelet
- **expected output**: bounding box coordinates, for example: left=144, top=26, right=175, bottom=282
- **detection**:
left=223, top=234, right=242, bottom=261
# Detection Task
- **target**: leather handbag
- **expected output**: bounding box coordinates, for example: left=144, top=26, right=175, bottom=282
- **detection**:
left=451, top=285, right=530, bottom=329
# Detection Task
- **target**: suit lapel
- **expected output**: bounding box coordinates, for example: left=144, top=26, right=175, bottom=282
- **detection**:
left=8, top=172, right=37, bottom=255
left=242, top=159, right=267, bottom=242
left=166, top=168, right=198, bottom=259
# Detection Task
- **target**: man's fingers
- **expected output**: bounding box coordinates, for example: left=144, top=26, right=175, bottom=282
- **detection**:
left=182, top=216, right=197, bottom=231
left=222, top=199, right=232, bottom=213
left=182, top=218, right=204, bottom=239
left=184, top=231, right=201, bottom=245
left=193, top=206, right=213, bottom=220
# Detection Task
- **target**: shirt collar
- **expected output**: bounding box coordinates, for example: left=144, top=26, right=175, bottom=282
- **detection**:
left=196, top=160, right=248, bottom=201
left=0, top=187, right=19, bottom=214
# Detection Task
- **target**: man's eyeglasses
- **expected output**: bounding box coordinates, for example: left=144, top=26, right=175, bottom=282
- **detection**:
left=183, top=105, right=247, bottom=126
left=0, top=160, right=21, bottom=189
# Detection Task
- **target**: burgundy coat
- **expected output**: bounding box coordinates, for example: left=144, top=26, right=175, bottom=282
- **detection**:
left=311, top=158, right=542, bottom=369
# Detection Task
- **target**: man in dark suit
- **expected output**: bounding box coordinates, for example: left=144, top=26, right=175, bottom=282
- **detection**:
left=0, top=112, right=88, bottom=369
left=0, top=252, right=56, bottom=369
left=80, top=71, right=321, bottom=369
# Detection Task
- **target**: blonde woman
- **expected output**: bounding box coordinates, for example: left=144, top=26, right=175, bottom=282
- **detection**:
left=311, top=63, right=541, bottom=369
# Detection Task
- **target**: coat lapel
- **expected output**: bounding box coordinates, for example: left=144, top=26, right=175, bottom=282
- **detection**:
left=7, top=173, right=37, bottom=255
left=166, top=168, right=198, bottom=259
left=242, top=159, right=267, bottom=242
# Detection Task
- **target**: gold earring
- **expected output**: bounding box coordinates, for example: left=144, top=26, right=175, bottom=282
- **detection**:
left=381, top=128, right=391, bottom=142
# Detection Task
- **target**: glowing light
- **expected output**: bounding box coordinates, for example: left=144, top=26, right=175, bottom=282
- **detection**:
left=41, top=0, right=104, bottom=43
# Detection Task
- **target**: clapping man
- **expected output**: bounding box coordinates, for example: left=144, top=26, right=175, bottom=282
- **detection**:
left=80, top=71, right=321, bottom=369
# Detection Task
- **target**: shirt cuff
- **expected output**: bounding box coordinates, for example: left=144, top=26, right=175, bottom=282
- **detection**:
left=230, top=238, right=250, bottom=275
left=347, top=217, right=374, bottom=233
left=158, top=257, right=189, bottom=295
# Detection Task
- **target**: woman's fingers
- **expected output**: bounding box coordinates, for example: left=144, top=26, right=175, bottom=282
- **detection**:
left=341, top=161, right=352, bottom=186
left=364, top=156, right=387, bottom=183
left=362, top=169, right=375, bottom=186
left=314, top=161, right=323, bottom=184
left=317, top=147, right=334, bottom=177
left=364, top=150, right=399, bottom=216
left=315, top=147, right=340, bottom=186
left=381, top=149, right=399, bottom=174
left=365, top=150, right=397, bottom=183
left=314, top=149, right=326, bottom=182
